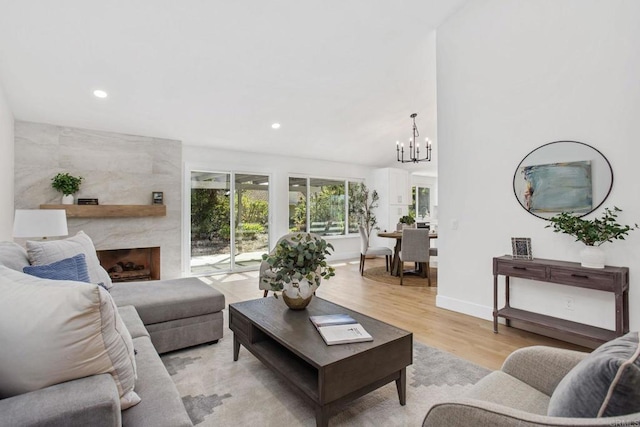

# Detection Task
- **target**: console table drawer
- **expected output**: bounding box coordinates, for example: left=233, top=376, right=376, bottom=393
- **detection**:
left=495, top=262, right=547, bottom=280
left=549, top=268, right=615, bottom=291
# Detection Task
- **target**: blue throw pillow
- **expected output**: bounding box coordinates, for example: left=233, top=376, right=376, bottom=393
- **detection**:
left=23, top=253, right=91, bottom=283
left=548, top=331, right=640, bottom=418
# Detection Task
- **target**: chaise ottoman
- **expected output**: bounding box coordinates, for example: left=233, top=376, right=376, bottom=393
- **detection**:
left=109, top=277, right=225, bottom=354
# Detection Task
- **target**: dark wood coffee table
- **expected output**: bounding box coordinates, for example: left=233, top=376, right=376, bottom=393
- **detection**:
left=229, top=297, right=412, bottom=427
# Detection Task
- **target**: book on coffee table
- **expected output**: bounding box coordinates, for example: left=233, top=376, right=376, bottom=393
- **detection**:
left=309, top=314, right=357, bottom=327
left=310, top=314, right=373, bottom=345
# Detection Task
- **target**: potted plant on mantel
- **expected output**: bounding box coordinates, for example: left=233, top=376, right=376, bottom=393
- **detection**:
left=51, top=173, right=83, bottom=205
left=546, top=207, right=638, bottom=268
left=261, top=233, right=335, bottom=310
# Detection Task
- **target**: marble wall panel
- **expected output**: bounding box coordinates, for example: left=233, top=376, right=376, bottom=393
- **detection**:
left=14, top=122, right=59, bottom=167
left=14, top=121, right=182, bottom=279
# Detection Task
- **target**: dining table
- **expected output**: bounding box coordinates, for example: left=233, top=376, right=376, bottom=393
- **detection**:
left=378, top=230, right=438, bottom=277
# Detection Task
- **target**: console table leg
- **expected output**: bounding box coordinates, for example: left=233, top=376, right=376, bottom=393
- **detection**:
left=493, top=274, right=498, bottom=333
left=233, top=335, right=240, bottom=361
left=395, top=368, right=406, bottom=405
left=623, top=290, right=630, bottom=333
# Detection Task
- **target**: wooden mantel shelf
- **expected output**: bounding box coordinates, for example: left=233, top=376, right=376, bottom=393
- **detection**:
left=40, top=204, right=166, bottom=218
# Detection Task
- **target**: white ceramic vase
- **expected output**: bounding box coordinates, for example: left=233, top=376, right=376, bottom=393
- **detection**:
left=61, top=194, right=74, bottom=205
left=282, top=278, right=318, bottom=310
left=580, top=245, right=605, bottom=269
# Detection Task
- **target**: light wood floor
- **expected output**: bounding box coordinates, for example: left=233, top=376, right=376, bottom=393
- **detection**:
left=203, top=258, right=588, bottom=371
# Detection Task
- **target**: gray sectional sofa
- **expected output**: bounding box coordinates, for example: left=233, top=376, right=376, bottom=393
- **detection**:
left=0, top=242, right=226, bottom=427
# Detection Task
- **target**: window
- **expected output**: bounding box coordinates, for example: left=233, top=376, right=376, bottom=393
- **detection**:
left=289, top=177, right=307, bottom=232
left=289, top=177, right=362, bottom=236
left=347, top=181, right=362, bottom=234
left=410, top=186, right=431, bottom=220
left=309, top=178, right=345, bottom=235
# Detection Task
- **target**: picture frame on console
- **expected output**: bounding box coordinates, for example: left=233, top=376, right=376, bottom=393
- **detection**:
left=511, top=237, right=532, bottom=260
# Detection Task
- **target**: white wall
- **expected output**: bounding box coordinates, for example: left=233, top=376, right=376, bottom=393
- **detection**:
left=437, top=0, right=640, bottom=330
left=0, top=82, right=14, bottom=240
left=183, top=144, right=376, bottom=268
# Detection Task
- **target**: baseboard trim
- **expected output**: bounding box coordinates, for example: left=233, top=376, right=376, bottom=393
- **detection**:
left=436, top=295, right=493, bottom=321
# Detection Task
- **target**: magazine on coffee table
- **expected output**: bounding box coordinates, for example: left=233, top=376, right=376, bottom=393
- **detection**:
left=309, top=314, right=373, bottom=345
left=309, top=314, right=357, bottom=327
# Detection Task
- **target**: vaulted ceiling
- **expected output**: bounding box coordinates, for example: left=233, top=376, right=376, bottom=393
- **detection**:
left=0, top=1, right=467, bottom=172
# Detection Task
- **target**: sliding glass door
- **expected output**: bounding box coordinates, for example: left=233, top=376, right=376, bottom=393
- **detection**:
left=190, top=170, right=269, bottom=274
left=233, top=174, right=269, bottom=270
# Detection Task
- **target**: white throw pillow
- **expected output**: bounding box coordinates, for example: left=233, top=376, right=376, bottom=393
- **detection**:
left=0, top=266, right=139, bottom=409
left=26, top=230, right=113, bottom=289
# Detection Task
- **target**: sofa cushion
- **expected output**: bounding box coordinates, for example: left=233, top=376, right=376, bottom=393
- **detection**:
left=0, top=374, right=121, bottom=427
left=26, top=230, right=113, bottom=289
left=0, top=242, right=30, bottom=271
left=0, top=266, right=140, bottom=409
left=118, top=305, right=150, bottom=340
left=465, top=371, right=550, bottom=415
left=121, top=336, right=192, bottom=427
left=109, top=277, right=225, bottom=325
left=548, top=331, right=640, bottom=418
left=23, top=253, right=91, bottom=282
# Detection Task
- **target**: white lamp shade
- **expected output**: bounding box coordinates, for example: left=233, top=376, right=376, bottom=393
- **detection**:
left=13, top=209, right=69, bottom=238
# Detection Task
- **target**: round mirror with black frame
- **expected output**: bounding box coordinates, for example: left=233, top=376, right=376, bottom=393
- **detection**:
left=513, top=141, right=613, bottom=219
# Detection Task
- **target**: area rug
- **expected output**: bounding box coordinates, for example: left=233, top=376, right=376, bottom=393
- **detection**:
left=363, top=266, right=437, bottom=287
left=161, top=311, right=487, bottom=426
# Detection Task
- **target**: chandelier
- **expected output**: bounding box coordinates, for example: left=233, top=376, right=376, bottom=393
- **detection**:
left=396, top=113, right=432, bottom=163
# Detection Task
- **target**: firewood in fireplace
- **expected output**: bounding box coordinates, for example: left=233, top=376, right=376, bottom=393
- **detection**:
left=108, top=264, right=124, bottom=273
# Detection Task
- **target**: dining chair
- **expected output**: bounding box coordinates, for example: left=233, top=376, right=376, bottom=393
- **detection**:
left=399, top=228, right=434, bottom=286
left=358, top=226, right=392, bottom=276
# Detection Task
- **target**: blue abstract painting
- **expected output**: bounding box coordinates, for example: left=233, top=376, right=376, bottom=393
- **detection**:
left=517, top=160, right=592, bottom=214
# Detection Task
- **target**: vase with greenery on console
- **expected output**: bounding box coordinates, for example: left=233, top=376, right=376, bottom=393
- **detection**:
left=51, top=173, right=83, bottom=205
left=261, top=233, right=335, bottom=309
left=397, top=214, right=415, bottom=231
left=546, top=207, right=638, bottom=268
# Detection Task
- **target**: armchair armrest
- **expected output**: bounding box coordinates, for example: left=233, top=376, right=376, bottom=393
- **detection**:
left=423, top=398, right=640, bottom=427
left=258, top=260, right=275, bottom=291
left=501, top=346, right=588, bottom=396
left=0, top=374, right=120, bottom=427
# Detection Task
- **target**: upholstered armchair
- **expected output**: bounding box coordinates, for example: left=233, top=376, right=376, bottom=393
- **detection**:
left=423, top=333, right=640, bottom=427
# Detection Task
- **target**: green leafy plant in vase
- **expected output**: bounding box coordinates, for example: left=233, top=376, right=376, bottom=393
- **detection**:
left=261, top=233, right=335, bottom=309
left=51, top=173, right=83, bottom=205
left=546, top=207, right=638, bottom=268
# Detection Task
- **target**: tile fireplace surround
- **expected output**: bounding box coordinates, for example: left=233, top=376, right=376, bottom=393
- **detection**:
left=13, top=121, right=182, bottom=279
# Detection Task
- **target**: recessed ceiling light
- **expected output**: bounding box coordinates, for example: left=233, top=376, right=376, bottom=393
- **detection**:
left=271, top=123, right=281, bottom=129
left=93, top=89, right=108, bottom=98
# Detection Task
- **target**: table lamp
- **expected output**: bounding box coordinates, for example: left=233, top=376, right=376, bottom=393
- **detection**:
left=13, top=209, right=69, bottom=240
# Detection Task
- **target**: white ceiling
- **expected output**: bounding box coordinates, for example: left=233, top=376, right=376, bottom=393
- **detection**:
left=0, top=0, right=467, bottom=171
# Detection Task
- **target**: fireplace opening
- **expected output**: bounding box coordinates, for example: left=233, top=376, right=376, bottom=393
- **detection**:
left=97, top=247, right=160, bottom=282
